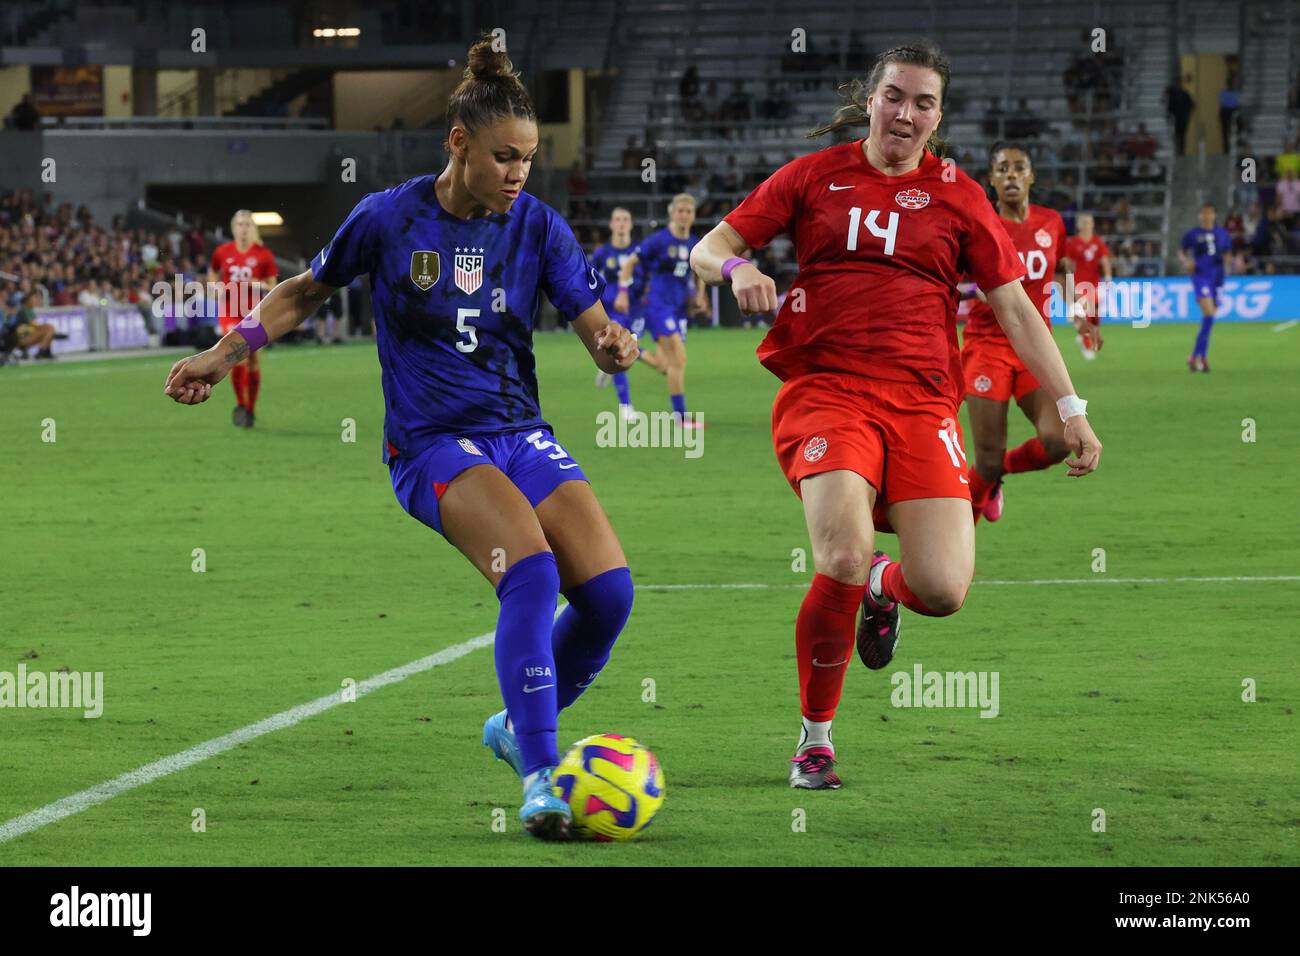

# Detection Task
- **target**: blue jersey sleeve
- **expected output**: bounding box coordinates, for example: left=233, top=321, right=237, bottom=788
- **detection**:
left=542, top=213, right=604, bottom=323
left=313, top=192, right=385, bottom=287
left=1180, top=229, right=1195, bottom=254
left=635, top=230, right=664, bottom=269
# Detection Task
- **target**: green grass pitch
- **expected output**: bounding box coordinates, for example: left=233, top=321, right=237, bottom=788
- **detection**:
left=0, top=322, right=1296, bottom=866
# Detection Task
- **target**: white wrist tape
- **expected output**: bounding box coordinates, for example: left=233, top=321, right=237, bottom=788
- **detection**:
left=1057, top=394, right=1088, bottom=422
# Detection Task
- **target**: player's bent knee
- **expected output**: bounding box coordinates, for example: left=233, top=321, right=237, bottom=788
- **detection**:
left=919, top=583, right=967, bottom=616
left=816, top=547, right=871, bottom=585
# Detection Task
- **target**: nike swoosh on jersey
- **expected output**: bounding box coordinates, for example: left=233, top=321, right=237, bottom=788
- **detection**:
left=523, top=683, right=556, bottom=694
left=557, top=462, right=581, bottom=470
left=812, top=658, right=849, bottom=667
left=959, top=476, right=970, bottom=484
left=828, top=183, right=854, bottom=191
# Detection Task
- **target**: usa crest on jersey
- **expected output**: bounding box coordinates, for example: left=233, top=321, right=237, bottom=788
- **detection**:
left=455, top=247, right=484, bottom=295
left=410, top=250, right=440, bottom=291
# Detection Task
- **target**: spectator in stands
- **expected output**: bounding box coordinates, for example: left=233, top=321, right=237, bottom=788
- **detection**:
left=1275, top=136, right=1300, bottom=179
left=722, top=80, right=752, bottom=125
left=1122, top=123, right=1157, bottom=160
left=166, top=224, right=184, bottom=261
left=679, top=65, right=700, bottom=104
left=982, top=97, right=1005, bottom=139
left=1218, top=84, right=1242, bottom=152
left=1137, top=241, right=1161, bottom=277
left=1164, top=78, right=1194, bottom=154
left=8, top=94, right=41, bottom=132
left=1008, top=98, right=1045, bottom=139
left=1252, top=204, right=1290, bottom=256
left=1241, top=201, right=1262, bottom=246
left=1113, top=198, right=1136, bottom=235
left=186, top=223, right=207, bottom=260
left=1225, top=207, right=1245, bottom=249
left=1113, top=239, right=1138, bottom=278
left=1276, top=170, right=1300, bottom=228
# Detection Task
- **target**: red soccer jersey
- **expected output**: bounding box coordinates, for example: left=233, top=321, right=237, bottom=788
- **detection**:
left=210, top=241, right=277, bottom=320
left=724, top=142, right=1025, bottom=402
left=964, top=204, right=1067, bottom=338
left=1064, top=233, right=1110, bottom=288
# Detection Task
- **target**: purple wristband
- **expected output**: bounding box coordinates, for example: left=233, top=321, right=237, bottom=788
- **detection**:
left=235, top=318, right=269, bottom=352
left=721, top=256, right=751, bottom=282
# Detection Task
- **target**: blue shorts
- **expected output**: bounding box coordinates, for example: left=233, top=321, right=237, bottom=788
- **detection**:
left=644, top=302, right=687, bottom=341
left=389, top=428, right=587, bottom=536
left=1194, top=277, right=1222, bottom=304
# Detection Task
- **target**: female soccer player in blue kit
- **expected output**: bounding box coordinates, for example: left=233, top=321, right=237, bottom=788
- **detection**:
left=619, top=194, right=709, bottom=425
left=1179, top=202, right=1232, bottom=372
left=162, top=38, right=640, bottom=841
left=591, top=206, right=662, bottom=418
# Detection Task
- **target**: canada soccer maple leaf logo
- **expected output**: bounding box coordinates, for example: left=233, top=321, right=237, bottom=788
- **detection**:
left=895, top=188, right=930, bottom=210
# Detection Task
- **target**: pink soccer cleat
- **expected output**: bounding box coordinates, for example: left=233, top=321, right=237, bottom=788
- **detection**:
left=982, top=480, right=1004, bottom=522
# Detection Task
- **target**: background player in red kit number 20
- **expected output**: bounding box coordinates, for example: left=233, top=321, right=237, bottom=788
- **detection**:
left=210, top=209, right=278, bottom=428
left=692, top=43, right=1102, bottom=790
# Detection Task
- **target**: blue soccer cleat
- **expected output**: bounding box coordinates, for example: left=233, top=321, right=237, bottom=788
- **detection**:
left=482, top=710, right=524, bottom=779
left=519, top=768, right=572, bottom=840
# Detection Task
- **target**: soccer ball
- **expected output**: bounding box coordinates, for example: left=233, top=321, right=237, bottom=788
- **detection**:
left=554, top=734, right=665, bottom=841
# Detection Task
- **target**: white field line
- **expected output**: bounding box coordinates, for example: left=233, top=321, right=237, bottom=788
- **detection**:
left=1271, top=319, right=1298, bottom=332
left=4, top=572, right=1298, bottom=845
left=0, top=624, right=501, bottom=845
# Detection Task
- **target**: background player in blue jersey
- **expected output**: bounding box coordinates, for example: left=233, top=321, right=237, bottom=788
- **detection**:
left=162, top=38, right=641, bottom=841
left=591, top=206, right=664, bottom=419
left=619, top=193, right=709, bottom=426
left=1179, top=202, right=1232, bottom=372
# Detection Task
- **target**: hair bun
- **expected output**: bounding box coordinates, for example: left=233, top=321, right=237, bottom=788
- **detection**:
left=466, top=37, right=516, bottom=81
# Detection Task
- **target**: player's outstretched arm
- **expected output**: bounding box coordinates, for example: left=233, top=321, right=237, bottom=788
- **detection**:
left=691, top=222, right=777, bottom=315
left=986, top=280, right=1102, bottom=476
left=163, top=268, right=337, bottom=405
left=571, top=301, right=640, bottom=374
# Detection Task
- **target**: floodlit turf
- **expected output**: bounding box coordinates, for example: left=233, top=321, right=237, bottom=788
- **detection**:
left=1, top=322, right=1296, bottom=866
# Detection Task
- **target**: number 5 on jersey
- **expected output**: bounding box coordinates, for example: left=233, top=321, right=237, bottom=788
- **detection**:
left=846, top=207, right=900, bottom=256
left=456, top=307, right=478, bottom=353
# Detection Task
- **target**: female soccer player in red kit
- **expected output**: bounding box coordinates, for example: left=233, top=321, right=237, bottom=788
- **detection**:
left=961, top=143, right=1076, bottom=524
left=210, top=210, right=277, bottom=427
left=1065, top=212, right=1111, bottom=359
left=692, top=43, right=1102, bottom=789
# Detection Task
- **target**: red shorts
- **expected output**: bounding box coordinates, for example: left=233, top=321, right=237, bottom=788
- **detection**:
left=771, top=372, right=971, bottom=532
left=962, top=335, right=1040, bottom=403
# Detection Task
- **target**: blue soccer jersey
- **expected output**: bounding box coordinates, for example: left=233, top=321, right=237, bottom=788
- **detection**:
left=312, top=174, right=604, bottom=463
left=1181, top=226, right=1231, bottom=283
left=636, top=227, right=699, bottom=314
left=592, top=240, right=646, bottom=317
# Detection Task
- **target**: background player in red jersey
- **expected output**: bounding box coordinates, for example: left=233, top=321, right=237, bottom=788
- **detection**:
left=692, top=43, right=1102, bottom=790
left=962, top=143, right=1074, bottom=524
left=1064, top=212, right=1112, bottom=359
left=210, top=210, right=278, bottom=427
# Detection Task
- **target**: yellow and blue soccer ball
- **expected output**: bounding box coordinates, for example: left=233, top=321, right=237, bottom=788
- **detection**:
left=554, top=734, right=665, bottom=841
